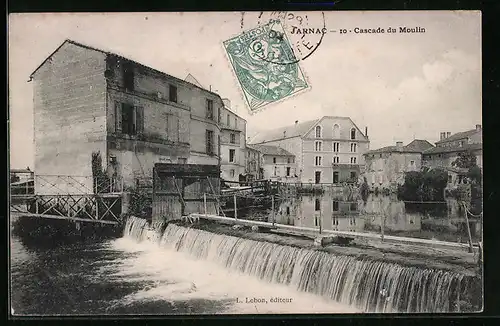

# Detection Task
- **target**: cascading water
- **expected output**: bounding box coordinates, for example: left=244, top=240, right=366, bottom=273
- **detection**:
left=123, top=216, right=476, bottom=313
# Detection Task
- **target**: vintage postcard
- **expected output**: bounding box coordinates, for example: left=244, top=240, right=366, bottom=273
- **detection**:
left=9, top=11, right=482, bottom=315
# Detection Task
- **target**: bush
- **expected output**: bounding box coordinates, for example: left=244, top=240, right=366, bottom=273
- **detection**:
left=398, top=168, right=448, bottom=202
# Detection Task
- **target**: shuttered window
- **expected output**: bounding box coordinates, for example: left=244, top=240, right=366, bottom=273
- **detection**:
left=115, top=102, right=144, bottom=136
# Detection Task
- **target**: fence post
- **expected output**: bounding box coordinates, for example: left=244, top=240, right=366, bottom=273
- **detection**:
left=463, top=202, right=474, bottom=253
left=319, top=209, right=322, bottom=234
left=272, top=195, right=275, bottom=226
left=234, top=194, right=237, bottom=220
left=204, top=193, right=207, bottom=218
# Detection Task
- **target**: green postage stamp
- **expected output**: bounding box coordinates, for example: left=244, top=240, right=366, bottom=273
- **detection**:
left=223, top=20, right=309, bottom=113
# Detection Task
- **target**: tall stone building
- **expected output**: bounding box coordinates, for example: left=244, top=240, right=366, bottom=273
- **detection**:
left=30, top=39, right=223, bottom=192
left=250, top=116, right=370, bottom=184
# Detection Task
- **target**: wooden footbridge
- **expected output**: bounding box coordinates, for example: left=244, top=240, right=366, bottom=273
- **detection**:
left=10, top=174, right=123, bottom=226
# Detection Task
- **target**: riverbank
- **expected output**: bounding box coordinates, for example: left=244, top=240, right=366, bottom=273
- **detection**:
left=173, top=219, right=480, bottom=277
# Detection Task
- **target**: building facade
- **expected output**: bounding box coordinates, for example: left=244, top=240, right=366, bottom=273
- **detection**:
left=30, top=39, right=222, bottom=192
left=247, top=144, right=298, bottom=183
left=363, top=139, right=434, bottom=191
left=422, top=124, right=483, bottom=169
left=245, top=145, right=263, bottom=181
left=250, top=116, right=370, bottom=184
left=219, top=99, right=247, bottom=182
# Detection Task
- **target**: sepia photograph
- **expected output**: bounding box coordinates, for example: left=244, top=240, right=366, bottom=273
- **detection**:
left=8, top=11, right=482, bottom=315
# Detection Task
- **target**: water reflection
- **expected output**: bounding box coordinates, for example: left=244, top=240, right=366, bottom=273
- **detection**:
left=253, top=192, right=482, bottom=243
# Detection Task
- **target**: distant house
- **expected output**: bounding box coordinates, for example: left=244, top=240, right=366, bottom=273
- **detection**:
left=29, top=39, right=223, bottom=193
left=246, top=144, right=297, bottom=183
left=245, top=145, right=263, bottom=181
left=363, top=139, right=435, bottom=191
left=422, top=124, right=482, bottom=169
left=250, top=116, right=370, bottom=184
left=219, top=99, right=247, bottom=182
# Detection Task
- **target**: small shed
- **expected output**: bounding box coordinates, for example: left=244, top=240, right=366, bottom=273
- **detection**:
left=152, top=163, right=221, bottom=223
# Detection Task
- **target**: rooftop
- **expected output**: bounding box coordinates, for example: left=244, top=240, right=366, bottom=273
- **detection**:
left=365, top=139, right=434, bottom=155
left=247, top=144, right=294, bottom=157
left=29, top=39, right=222, bottom=98
left=423, top=142, right=482, bottom=155
left=436, top=128, right=481, bottom=144
left=250, top=116, right=368, bottom=144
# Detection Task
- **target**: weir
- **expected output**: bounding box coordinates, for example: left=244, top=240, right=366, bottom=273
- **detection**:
left=123, top=216, right=479, bottom=313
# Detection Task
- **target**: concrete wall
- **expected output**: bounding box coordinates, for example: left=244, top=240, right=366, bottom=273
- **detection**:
left=32, top=42, right=108, bottom=194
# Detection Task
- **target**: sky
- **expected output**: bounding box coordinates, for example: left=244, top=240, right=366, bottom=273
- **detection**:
left=8, top=11, right=481, bottom=169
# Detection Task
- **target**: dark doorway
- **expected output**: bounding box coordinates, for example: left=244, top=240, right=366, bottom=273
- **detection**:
left=315, top=171, right=321, bottom=184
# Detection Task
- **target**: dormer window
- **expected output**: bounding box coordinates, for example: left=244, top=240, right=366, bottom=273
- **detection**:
left=350, top=128, right=356, bottom=140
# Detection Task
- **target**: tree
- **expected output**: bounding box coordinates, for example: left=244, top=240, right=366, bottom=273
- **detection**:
left=452, top=151, right=477, bottom=169
left=10, top=173, right=20, bottom=184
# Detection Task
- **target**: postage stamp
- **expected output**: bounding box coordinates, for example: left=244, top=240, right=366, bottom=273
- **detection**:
left=223, top=19, right=310, bottom=112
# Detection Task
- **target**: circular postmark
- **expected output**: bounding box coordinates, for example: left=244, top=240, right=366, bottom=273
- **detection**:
left=250, top=11, right=327, bottom=65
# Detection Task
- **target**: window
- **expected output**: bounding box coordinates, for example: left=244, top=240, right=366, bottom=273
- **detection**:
left=217, top=108, right=221, bottom=123
left=234, top=118, right=237, bottom=129
left=169, top=84, right=177, bottom=103
left=332, top=201, right=339, bottom=211
left=350, top=157, right=357, bottom=164
left=332, top=216, right=339, bottom=226
left=165, top=114, right=180, bottom=142
left=333, top=124, right=340, bottom=138
left=230, top=169, right=235, bottom=178
left=287, top=157, right=291, bottom=164
left=315, top=156, right=322, bottom=166
left=333, top=171, right=339, bottom=184
left=448, top=175, right=453, bottom=183
left=350, top=202, right=358, bottom=211
left=315, top=141, right=322, bottom=152
left=350, top=171, right=357, bottom=180
left=315, top=126, right=322, bottom=138
left=117, top=103, right=144, bottom=136
left=286, top=206, right=290, bottom=215
left=286, top=167, right=291, bottom=176
left=315, top=198, right=321, bottom=211
left=350, top=128, right=356, bottom=140
left=274, top=167, right=278, bottom=176
left=333, top=156, right=339, bottom=164
left=206, top=99, right=214, bottom=120
left=226, top=114, right=230, bottom=126
left=350, top=143, right=357, bottom=152
left=121, top=104, right=136, bottom=135
left=229, top=149, right=235, bottom=163
left=333, top=142, right=340, bottom=152
left=230, top=133, right=236, bottom=144
left=273, top=157, right=277, bottom=164
left=206, top=130, right=214, bottom=154
left=122, top=62, right=134, bottom=91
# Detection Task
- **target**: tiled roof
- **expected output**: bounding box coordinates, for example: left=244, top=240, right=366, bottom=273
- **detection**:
left=435, top=129, right=480, bottom=144
left=366, top=139, right=434, bottom=155
left=249, top=119, right=320, bottom=144
left=423, top=142, right=482, bottom=154
left=247, top=144, right=294, bottom=156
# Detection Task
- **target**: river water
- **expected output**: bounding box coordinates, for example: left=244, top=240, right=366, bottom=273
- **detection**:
left=10, top=194, right=481, bottom=315
left=10, top=216, right=357, bottom=315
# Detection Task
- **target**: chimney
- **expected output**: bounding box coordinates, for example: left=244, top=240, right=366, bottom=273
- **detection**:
left=222, top=98, right=231, bottom=109
left=446, top=132, right=451, bottom=138
left=440, top=132, right=446, bottom=140
left=476, top=124, right=482, bottom=131
left=396, top=141, right=403, bottom=149
left=365, top=126, right=368, bottom=137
